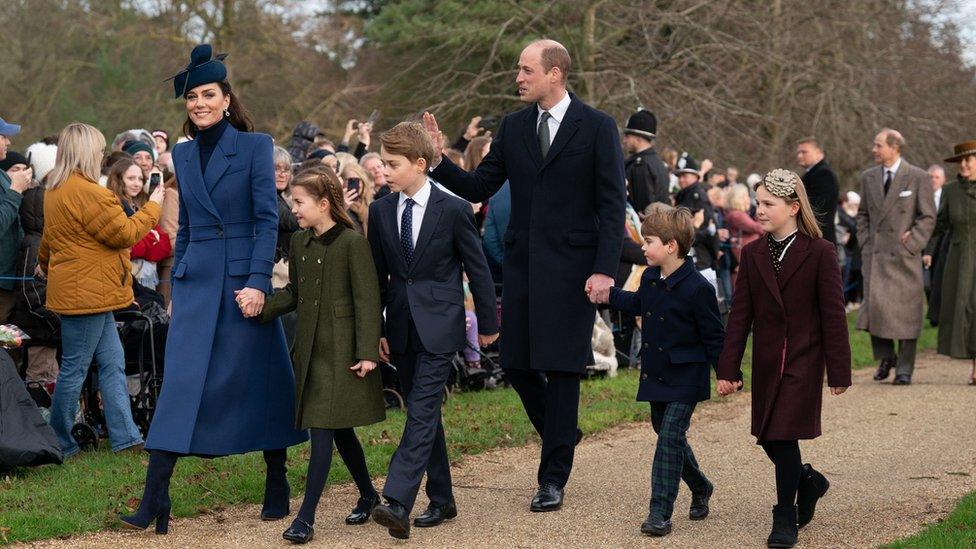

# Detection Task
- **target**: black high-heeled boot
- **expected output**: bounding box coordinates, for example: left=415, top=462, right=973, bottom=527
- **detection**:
left=120, top=450, right=178, bottom=534
left=261, top=448, right=290, bottom=520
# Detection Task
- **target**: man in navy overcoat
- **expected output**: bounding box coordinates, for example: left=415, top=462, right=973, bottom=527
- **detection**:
left=424, top=39, right=626, bottom=511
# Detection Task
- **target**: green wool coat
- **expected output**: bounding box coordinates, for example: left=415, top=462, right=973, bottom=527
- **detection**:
left=262, top=224, right=385, bottom=429
left=928, top=177, right=976, bottom=359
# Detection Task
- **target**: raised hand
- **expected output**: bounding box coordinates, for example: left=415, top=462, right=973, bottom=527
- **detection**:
left=422, top=112, right=444, bottom=167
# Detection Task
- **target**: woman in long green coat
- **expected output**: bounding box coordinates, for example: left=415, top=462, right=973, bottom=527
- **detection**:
left=925, top=140, right=976, bottom=385
left=261, top=166, right=386, bottom=544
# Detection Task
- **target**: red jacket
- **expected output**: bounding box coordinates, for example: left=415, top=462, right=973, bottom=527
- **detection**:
left=717, top=233, right=851, bottom=441
left=131, top=226, right=172, bottom=263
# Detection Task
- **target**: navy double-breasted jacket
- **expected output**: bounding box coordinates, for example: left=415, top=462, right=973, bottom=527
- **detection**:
left=609, top=259, right=725, bottom=403
left=146, top=124, right=307, bottom=455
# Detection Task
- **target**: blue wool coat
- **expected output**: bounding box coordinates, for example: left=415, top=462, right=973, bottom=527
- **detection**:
left=145, top=125, right=307, bottom=455
left=609, top=259, right=725, bottom=403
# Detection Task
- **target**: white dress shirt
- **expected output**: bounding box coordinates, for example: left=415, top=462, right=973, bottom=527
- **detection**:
left=536, top=91, right=572, bottom=149
left=934, top=187, right=942, bottom=211
left=883, top=157, right=902, bottom=185
left=397, top=178, right=432, bottom=247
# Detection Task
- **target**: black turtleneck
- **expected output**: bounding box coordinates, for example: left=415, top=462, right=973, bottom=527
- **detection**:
left=197, top=117, right=229, bottom=170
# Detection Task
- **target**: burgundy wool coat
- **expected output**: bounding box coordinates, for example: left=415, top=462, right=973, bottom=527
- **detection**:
left=717, top=233, right=852, bottom=441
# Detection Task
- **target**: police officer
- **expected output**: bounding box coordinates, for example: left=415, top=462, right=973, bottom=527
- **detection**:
left=623, top=110, right=670, bottom=214
left=673, top=160, right=718, bottom=271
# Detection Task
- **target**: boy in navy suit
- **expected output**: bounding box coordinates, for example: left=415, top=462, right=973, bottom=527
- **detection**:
left=596, top=203, right=730, bottom=537
left=367, top=122, right=498, bottom=539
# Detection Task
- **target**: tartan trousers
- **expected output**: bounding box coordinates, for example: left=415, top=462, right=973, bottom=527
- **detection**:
left=649, top=401, right=712, bottom=520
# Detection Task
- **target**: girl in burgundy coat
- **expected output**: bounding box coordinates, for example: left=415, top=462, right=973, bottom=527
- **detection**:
left=716, top=169, right=851, bottom=549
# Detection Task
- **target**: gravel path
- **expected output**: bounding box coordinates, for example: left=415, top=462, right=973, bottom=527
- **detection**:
left=20, top=351, right=976, bottom=548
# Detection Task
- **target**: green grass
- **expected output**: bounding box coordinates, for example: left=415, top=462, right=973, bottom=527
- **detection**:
left=883, top=492, right=976, bottom=548
left=0, top=313, right=952, bottom=545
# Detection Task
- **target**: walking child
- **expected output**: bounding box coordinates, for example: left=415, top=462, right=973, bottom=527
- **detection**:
left=260, top=165, right=386, bottom=544
left=597, top=203, right=726, bottom=537
left=716, top=169, right=852, bottom=548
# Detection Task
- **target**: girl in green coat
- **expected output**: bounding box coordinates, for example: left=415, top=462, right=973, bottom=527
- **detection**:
left=261, top=165, right=386, bottom=544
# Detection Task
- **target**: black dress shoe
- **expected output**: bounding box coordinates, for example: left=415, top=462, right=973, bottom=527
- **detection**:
left=345, top=492, right=379, bottom=525
left=372, top=500, right=410, bottom=539
left=689, top=483, right=714, bottom=520
left=530, top=483, right=564, bottom=512
left=797, top=464, right=829, bottom=528
left=873, top=357, right=896, bottom=381
left=640, top=515, right=672, bottom=536
left=282, top=518, right=314, bottom=544
left=413, top=500, right=457, bottom=527
left=892, top=374, right=912, bottom=385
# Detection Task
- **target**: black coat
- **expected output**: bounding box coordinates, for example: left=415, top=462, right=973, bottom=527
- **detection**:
left=367, top=184, right=498, bottom=355
left=275, top=192, right=299, bottom=262
left=625, top=147, right=670, bottom=213
left=674, top=182, right=718, bottom=270
left=11, top=187, right=59, bottom=345
left=802, top=159, right=839, bottom=244
left=430, top=93, right=626, bottom=373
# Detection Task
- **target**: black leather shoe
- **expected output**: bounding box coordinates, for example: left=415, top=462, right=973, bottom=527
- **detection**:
left=689, top=483, right=714, bottom=520
left=413, top=500, right=457, bottom=527
left=873, top=358, right=896, bottom=381
left=797, top=464, right=829, bottom=528
left=892, top=374, right=912, bottom=385
left=372, top=500, right=410, bottom=539
left=345, top=492, right=379, bottom=525
left=640, top=515, right=672, bottom=536
left=530, top=483, right=564, bottom=512
left=282, top=518, right=314, bottom=544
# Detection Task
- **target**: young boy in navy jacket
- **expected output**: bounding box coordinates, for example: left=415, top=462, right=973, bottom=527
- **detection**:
left=596, top=203, right=730, bottom=537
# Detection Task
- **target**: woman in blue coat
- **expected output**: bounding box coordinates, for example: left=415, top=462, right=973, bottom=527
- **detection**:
left=121, top=45, right=307, bottom=534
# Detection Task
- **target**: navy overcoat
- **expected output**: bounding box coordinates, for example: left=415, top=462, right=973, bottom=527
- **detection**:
left=609, top=260, right=725, bottom=403
left=430, top=93, right=626, bottom=374
left=146, top=124, right=308, bottom=455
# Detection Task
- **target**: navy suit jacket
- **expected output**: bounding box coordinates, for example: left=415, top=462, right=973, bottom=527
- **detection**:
left=430, top=93, right=626, bottom=373
left=609, top=259, right=725, bottom=403
left=367, top=183, right=497, bottom=355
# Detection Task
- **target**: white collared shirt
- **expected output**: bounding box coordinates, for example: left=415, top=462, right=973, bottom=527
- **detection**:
left=397, top=179, right=432, bottom=247
left=934, top=187, right=942, bottom=210
left=536, top=91, right=571, bottom=149
left=883, top=157, right=902, bottom=184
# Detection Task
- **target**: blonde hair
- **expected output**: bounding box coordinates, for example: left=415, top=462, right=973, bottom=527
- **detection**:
left=756, top=174, right=823, bottom=239
left=47, top=123, right=106, bottom=189
left=640, top=203, right=696, bottom=257
left=726, top=184, right=752, bottom=212
left=340, top=160, right=375, bottom=207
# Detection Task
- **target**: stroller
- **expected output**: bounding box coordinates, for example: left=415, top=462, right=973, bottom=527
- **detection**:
left=56, top=309, right=165, bottom=451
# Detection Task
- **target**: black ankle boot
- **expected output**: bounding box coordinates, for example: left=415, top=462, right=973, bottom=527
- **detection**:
left=262, top=449, right=290, bottom=520
left=767, top=504, right=798, bottom=548
left=797, top=464, right=829, bottom=528
left=120, top=450, right=178, bottom=534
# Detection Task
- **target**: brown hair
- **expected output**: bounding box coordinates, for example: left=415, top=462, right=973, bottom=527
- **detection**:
left=182, top=80, right=254, bottom=139
left=640, top=203, right=695, bottom=257
left=796, top=136, right=822, bottom=150
left=290, top=165, right=355, bottom=230
left=878, top=128, right=906, bottom=151
left=380, top=122, right=435, bottom=168
left=531, top=39, right=572, bottom=83
left=464, top=136, right=491, bottom=171
left=755, top=177, right=823, bottom=239
left=106, top=158, right=148, bottom=209
left=445, top=148, right=464, bottom=169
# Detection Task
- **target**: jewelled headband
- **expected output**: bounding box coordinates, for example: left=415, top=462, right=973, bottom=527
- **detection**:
left=760, top=168, right=801, bottom=198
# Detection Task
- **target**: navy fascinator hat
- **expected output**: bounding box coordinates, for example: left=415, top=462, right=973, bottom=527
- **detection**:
left=166, top=44, right=229, bottom=99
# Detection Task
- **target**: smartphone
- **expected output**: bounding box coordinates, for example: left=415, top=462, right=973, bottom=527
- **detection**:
left=346, top=177, right=361, bottom=193
left=365, top=109, right=380, bottom=126
left=149, top=172, right=162, bottom=193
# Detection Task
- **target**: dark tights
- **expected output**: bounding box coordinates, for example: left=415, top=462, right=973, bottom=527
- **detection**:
left=761, top=440, right=802, bottom=507
left=297, top=428, right=376, bottom=525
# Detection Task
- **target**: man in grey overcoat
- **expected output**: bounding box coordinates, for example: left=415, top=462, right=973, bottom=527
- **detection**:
left=856, top=128, right=936, bottom=384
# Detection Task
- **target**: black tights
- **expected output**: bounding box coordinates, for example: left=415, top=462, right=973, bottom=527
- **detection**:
left=297, top=428, right=376, bottom=525
left=761, top=440, right=802, bottom=507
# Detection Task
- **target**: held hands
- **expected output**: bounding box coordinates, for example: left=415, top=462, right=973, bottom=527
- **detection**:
left=716, top=379, right=743, bottom=396
left=379, top=337, right=390, bottom=363
left=234, top=288, right=266, bottom=318
left=830, top=386, right=848, bottom=396
left=422, top=112, right=444, bottom=168
left=585, top=273, right=613, bottom=304
left=479, top=332, right=499, bottom=347
left=350, top=360, right=377, bottom=378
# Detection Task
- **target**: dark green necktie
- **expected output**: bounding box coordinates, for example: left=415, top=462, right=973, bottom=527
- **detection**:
left=538, top=111, right=551, bottom=158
